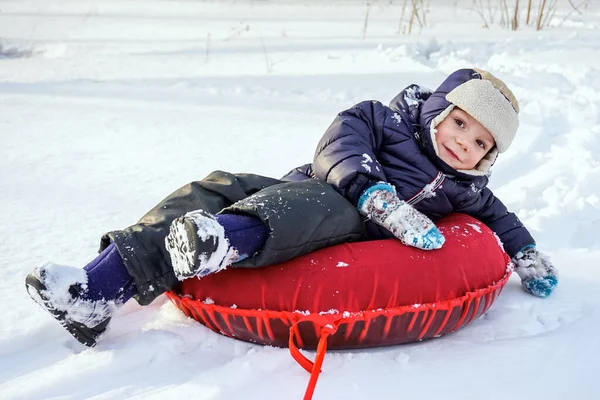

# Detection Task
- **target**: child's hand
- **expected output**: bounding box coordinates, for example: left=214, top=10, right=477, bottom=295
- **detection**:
left=512, top=246, right=559, bottom=298
left=358, top=183, right=445, bottom=250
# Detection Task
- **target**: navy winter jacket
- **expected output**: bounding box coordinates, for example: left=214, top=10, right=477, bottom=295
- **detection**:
left=283, top=73, right=534, bottom=259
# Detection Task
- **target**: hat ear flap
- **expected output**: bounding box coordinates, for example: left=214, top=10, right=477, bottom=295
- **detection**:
left=429, top=104, right=455, bottom=156
left=468, top=147, right=498, bottom=176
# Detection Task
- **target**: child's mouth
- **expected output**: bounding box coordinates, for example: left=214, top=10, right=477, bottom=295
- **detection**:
left=445, top=146, right=460, bottom=161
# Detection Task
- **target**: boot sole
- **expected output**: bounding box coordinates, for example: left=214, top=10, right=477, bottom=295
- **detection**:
left=166, top=212, right=223, bottom=280
left=25, top=274, right=110, bottom=347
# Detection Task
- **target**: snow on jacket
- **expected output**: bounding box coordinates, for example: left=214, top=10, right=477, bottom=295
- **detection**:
left=283, top=75, right=534, bottom=259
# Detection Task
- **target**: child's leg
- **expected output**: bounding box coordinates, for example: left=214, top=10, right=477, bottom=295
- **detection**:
left=166, top=210, right=268, bottom=279
left=165, top=179, right=367, bottom=279
left=25, top=171, right=279, bottom=347
left=25, top=242, right=135, bottom=347
left=25, top=175, right=364, bottom=347
left=216, top=213, right=270, bottom=262
left=25, top=211, right=267, bottom=346
left=83, top=243, right=137, bottom=303
left=100, top=170, right=283, bottom=306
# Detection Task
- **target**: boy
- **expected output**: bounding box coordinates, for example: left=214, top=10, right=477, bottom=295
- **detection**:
left=26, top=68, right=558, bottom=347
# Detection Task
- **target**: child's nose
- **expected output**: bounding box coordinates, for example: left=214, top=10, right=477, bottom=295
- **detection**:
left=455, top=137, right=468, bottom=152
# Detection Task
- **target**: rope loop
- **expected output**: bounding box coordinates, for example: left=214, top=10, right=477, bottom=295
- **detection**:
left=288, top=318, right=342, bottom=400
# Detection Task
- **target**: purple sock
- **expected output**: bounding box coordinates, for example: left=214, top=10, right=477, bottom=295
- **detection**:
left=216, top=213, right=269, bottom=262
left=83, top=243, right=136, bottom=303
left=82, top=215, right=265, bottom=301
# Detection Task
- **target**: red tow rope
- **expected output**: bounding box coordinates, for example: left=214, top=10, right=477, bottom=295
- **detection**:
left=288, top=320, right=340, bottom=400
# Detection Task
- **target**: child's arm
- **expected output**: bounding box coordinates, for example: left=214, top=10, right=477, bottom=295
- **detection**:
left=457, top=188, right=558, bottom=298
left=312, top=101, right=444, bottom=251
left=312, top=100, right=412, bottom=206
left=357, top=182, right=445, bottom=251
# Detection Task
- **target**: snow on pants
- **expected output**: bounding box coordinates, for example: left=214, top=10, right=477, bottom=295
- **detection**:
left=100, top=170, right=366, bottom=306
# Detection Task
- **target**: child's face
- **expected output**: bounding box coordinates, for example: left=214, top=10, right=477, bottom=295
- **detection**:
left=434, top=108, right=495, bottom=170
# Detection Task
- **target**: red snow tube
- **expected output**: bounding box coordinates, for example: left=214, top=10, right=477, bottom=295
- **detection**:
left=166, top=214, right=511, bottom=399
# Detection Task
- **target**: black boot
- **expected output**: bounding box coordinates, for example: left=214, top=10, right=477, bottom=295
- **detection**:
left=25, top=265, right=114, bottom=347
left=165, top=209, right=235, bottom=280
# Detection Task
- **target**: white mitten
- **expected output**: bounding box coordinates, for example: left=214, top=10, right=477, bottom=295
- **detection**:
left=513, top=246, right=559, bottom=298
left=358, top=183, right=445, bottom=250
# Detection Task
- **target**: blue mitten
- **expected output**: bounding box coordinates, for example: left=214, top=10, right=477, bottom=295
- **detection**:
left=512, top=246, right=559, bottom=298
left=358, top=183, right=445, bottom=250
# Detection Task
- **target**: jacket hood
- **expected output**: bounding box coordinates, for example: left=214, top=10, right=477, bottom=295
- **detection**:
left=388, top=71, right=492, bottom=187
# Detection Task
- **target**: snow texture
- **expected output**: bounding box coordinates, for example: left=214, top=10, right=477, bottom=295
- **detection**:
left=466, top=223, right=482, bottom=233
left=1, top=1, right=600, bottom=399
left=186, top=210, right=237, bottom=273
left=166, top=210, right=236, bottom=280
left=513, top=247, right=559, bottom=280
left=27, top=264, right=117, bottom=328
left=166, top=219, right=198, bottom=279
left=403, top=85, right=432, bottom=107
left=420, top=180, right=438, bottom=199
left=361, top=153, right=373, bottom=173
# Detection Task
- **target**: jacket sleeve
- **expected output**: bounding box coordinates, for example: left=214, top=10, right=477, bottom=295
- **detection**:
left=456, top=187, right=535, bottom=258
left=312, top=100, right=409, bottom=205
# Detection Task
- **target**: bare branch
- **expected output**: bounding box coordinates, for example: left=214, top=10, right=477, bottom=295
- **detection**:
left=568, top=0, right=584, bottom=15
left=512, top=0, right=520, bottom=31
left=536, top=0, right=547, bottom=30
left=397, top=0, right=409, bottom=34
left=363, top=2, right=372, bottom=40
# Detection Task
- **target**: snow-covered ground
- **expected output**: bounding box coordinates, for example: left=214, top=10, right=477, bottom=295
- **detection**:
left=1, top=1, right=599, bottom=399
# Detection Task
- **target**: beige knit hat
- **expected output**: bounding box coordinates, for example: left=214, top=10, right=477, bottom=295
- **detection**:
left=447, top=68, right=520, bottom=153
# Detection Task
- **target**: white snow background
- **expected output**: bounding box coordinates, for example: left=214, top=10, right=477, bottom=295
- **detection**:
left=1, top=1, right=600, bottom=399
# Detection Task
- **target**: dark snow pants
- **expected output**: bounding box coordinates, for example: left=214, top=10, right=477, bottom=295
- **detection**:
left=100, top=170, right=366, bottom=306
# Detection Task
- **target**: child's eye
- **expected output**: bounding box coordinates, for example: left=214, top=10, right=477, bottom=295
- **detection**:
left=476, top=139, right=486, bottom=150
left=454, top=118, right=465, bottom=128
